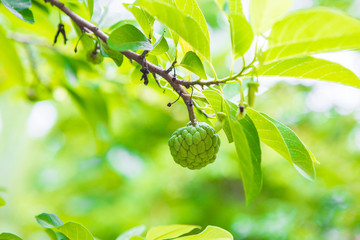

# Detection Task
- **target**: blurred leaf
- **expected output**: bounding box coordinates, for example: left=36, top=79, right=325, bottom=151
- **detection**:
left=180, top=51, right=207, bottom=79
left=36, top=213, right=64, bottom=228
left=87, top=0, right=94, bottom=17
left=138, top=0, right=211, bottom=60
left=101, top=42, right=124, bottom=67
left=45, top=229, right=69, bottom=240
left=116, top=225, right=146, bottom=240
left=264, top=8, right=360, bottom=63
left=65, top=85, right=109, bottom=125
left=56, top=222, right=94, bottom=240
left=247, top=108, right=316, bottom=180
left=175, top=226, right=233, bottom=240
left=0, top=26, right=25, bottom=91
left=151, top=33, right=169, bottom=55
left=229, top=0, right=242, bottom=12
left=170, top=30, right=179, bottom=52
left=214, top=0, right=226, bottom=9
left=64, top=84, right=110, bottom=154
left=0, top=233, right=22, bottom=240
left=257, top=56, right=360, bottom=88
left=1, top=0, right=34, bottom=23
left=146, top=225, right=200, bottom=240
left=147, top=54, right=159, bottom=66
left=131, top=65, right=143, bottom=84
left=0, top=197, right=5, bottom=207
left=228, top=12, right=253, bottom=59
left=108, top=24, right=153, bottom=51
left=124, top=4, right=155, bottom=38
left=179, top=38, right=194, bottom=56
left=306, top=146, right=319, bottom=164
left=174, top=0, right=210, bottom=41
left=314, top=0, right=354, bottom=11
left=45, top=228, right=58, bottom=240
left=250, top=0, right=292, bottom=34
left=71, top=20, right=95, bottom=51
left=45, top=229, right=57, bottom=240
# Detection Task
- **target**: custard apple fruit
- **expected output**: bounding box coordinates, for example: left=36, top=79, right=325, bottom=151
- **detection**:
left=168, top=122, right=221, bottom=169
left=87, top=50, right=103, bottom=64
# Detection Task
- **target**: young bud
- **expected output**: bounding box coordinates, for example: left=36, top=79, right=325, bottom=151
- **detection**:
left=236, top=105, right=246, bottom=120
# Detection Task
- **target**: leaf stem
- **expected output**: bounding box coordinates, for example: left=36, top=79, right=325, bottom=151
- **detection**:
left=208, top=62, right=218, bottom=80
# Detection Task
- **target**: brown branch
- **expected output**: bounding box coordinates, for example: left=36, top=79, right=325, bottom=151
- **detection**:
left=44, top=0, right=197, bottom=125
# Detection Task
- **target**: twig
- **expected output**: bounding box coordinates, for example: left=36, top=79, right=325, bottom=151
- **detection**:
left=44, top=0, right=197, bottom=125
left=174, top=56, right=257, bottom=87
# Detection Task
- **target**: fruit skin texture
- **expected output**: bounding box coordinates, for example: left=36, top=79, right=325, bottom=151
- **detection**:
left=87, top=50, right=104, bottom=64
left=168, top=122, right=221, bottom=170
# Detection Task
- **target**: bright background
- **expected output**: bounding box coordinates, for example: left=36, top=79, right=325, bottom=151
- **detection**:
left=1, top=0, right=360, bottom=239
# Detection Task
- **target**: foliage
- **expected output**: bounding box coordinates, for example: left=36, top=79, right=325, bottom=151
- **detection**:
left=2, top=213, right=233, bottom=240
left=0, top=0, right=360, bottom=239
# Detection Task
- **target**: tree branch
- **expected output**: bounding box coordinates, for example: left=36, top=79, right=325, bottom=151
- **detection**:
left=44, top=0, right=197, bottom=125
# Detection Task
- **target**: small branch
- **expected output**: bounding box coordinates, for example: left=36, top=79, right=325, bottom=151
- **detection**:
left=165, top=59, right=177, bottom=74
left=44, top=0, right=197, bottom=125
left=174, top=57, right=257, bottom=87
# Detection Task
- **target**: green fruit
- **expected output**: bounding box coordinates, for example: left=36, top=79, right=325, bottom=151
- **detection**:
left=168, top=122, right=221, bottom=170
left=87, top=50, right=103, bottom=64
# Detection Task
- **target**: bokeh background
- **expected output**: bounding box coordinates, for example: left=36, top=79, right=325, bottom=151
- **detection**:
left=1, top=0, right=360, bottom=239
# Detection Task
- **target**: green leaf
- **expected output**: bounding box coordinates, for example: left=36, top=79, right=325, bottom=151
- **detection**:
left=256, top=56, right=360, bottom=88
left=214, top=0, right=226, bottom=9
left=202, top=90, right=262, bottom=203
left=264, top=8, right=360, bottom=63
left=229, top=0, right=242, bottom=13
left=124, top=4, right=155, bottom=38
left=64, top=84, right=110, bottom=154
left=137, top=0, right=211, bottom=60
left=108, top=24, right=153, bottom=52
left=151, top=33, right=169, bottom=55
left=228, top=12, right=254, bottom=59
left=250, top=0, right=292, bottom=34
left=175, top=226, right=233, bottom=240
left=44, top=229, right=57, bottom=240
left=227, top=102, right=262, bottom=204
left=45, top=229, right=69, bottom=240
left=1, top=0, right=34, bottom=23
left=202, top=90, right=233, bottom=143
left=87, top=0, right=94, bottom=17
left=116, top=225, right=146, bottom=240
left=180, top=51, right=207, bottom=79
left=174, top=0, right=210, bottom=41
left=129, top=237, right=144, bottom=240
left=56, top=222, right=94, bottom=240
left=0, top=26, right=25, bottom=92
left=0, top=196, right=5, bottom=207
left=146, top=225, right=200, bottom=240
left=0, top=233, right=22, bottom=240
left=101, top=42, right=124, bottom=67
left=36, top=213, right=64, bottom=228
left=246, top=108, right=316, bottom=180
left=71, top=20, right=95, bottom=51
